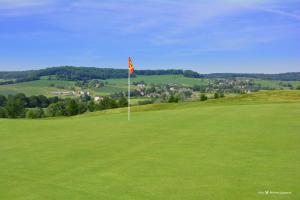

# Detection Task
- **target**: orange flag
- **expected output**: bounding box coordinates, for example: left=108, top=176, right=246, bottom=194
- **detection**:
left=128, top=57, right=134, bottom=74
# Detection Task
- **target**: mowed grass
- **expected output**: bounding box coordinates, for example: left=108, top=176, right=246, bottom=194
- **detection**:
left=0, top=91, right=299, bottom=200
left=0, top=80, right=77, bottom=96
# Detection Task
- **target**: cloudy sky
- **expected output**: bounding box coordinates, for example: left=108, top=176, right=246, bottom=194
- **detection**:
left=0, top=0, right=299, bottom=73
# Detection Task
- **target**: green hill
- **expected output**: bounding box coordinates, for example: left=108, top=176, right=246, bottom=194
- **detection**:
left=0, top=80, right=78, bottom=96
left=1, top=75, right=300, bottom=97
left=0, top=91, right=299, bottom=199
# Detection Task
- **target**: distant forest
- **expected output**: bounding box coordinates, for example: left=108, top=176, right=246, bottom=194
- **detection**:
left=0, top=66, right=300, bottom=85
left=0, top=67, right=200, bottom=84
left=203, top=73, right=300, bottom=81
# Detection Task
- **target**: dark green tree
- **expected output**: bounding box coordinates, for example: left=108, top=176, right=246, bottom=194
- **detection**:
left=200, top=93, right=208, bottom=101
left=27, top=96, right=39, bottom=108
left=14, top=93, right=28, bottom=107
left=65, top=99, right=79, bottom=116
left=5, top=95, right=26, bottom=118
left=118, top=97, right=128, bottom=107
left=214, top=93, right=219, bottom=99
left=37, top=95, right=49, bottom=108
left=0, top=95, right=7, bottom=107
left=87, top=101, right=96, bottom=112
left=48, top=96, right=59, bottom=104
left=0, top=107, right=8, bottom=118
left=97, top=97, right=117, bottom=110
left=46, top=101, right=66, bottom=117
left=26, top=108, right=45, bottom=119
left=78, top=102, right=87, bottom=114
left=168, top=95, right=179, bottom=103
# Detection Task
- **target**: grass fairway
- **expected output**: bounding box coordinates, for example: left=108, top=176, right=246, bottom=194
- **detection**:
left=0, top=93, right=299, bottom=199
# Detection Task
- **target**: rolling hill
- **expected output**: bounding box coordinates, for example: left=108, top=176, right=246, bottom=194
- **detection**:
left=0, top=91, right=299, bottom=199
left=0, top=75, right=300, bottom=97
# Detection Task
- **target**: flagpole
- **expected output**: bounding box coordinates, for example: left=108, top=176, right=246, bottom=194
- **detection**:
left=128, top=67, right=131, bottom=121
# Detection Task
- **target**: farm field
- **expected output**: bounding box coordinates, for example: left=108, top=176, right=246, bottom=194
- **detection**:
left=1, top=75, right=300, bottom=96
left=0, top=80, right=78, bottom=96
left=255, top=79, right=300, bottom=89
left=106, top=75, right=209, bottom=86
left=0, top=91, right=299, bottom=200
left=0, top=75, right=206, bottom=96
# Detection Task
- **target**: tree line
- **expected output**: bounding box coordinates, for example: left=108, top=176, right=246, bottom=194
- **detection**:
left=1, top=67, right=300, bottom=85
left=0, top=93, right=128, bottom=119
left=0, top=66, right=200, bottom=83
left=203, top=72, right=300, bottom=81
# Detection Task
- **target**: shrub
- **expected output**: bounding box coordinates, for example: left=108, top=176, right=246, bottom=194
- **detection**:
left=46, top=101, right=66, bottom=117
left=118, top=97, right=128, bottom=107
left=78, top=102, right=88, bottom=114
left=65, top=99, right=79, bottom=116
left=26, top=108, right=45, bottom=119
left=200, top=93, right=208, bottom=101
left=0, top=95, right=7, bottom=107
left=0, top=107, right=8, bottom=118
left=97, top=97, right=118, bottom=110
left=5, top=95, right=26, bottom=118
left=168, top=95, right=179, bottom=103
left=138, top=99, right=154, bottom=105
left=87, top=101, right=96, bottom=112
left=214, top=93, right=219, bottom=99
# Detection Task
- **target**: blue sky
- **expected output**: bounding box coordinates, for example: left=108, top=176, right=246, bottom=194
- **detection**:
left=0, top=0, right=299, bottom=73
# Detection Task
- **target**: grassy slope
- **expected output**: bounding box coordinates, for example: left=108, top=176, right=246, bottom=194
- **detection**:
left=0, top=80, right=77, bottom=96
left=1, top=75, right=300, bottom=96
left=91, top=75, right=209, bottom=96
left=0, top=91, right=299, bottom=200
left=0, top=75, right=207, bottom=96
left=107, top=75, right=209, bottom=86
left=255, top=79, right=300, bottom=88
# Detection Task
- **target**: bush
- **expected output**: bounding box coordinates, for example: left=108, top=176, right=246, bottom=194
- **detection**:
left=0, top=107, right=8, bottom=118
left=168, top=95, right=179, bottom=103
left=87, top=101, right=96, bottom=112
left=46, top=101, right=66, bottom=117
left=6, top=95, right=26, bottom=118
left=65, top=99, right=79, bottom=116
left=118, top=97, right=128, bottom=107
left=138, top=99, right=154, bottom=105
left=78, top=102, right=88, bottom=114
left=200, top=93, right=208, bottom=101
left=97, top=97, right=118, bottom=110
left=0, top=95, right=7, bottom=107
left=214, top=93, right=219, bottom=99
left=26, top=108, right=45, bottom=119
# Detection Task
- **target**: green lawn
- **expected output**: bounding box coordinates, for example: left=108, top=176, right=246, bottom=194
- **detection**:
left=0, top=91, right=299, bottom=199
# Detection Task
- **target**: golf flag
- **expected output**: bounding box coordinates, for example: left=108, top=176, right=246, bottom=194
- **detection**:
left=128, top=57, right=134, bottom=74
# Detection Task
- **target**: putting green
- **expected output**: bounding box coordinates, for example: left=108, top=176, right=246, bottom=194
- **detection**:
left=0, top=94, right=299, bottom=199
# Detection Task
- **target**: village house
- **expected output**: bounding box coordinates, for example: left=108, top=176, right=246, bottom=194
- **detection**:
left=94, top=96, right=104, bottom=102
